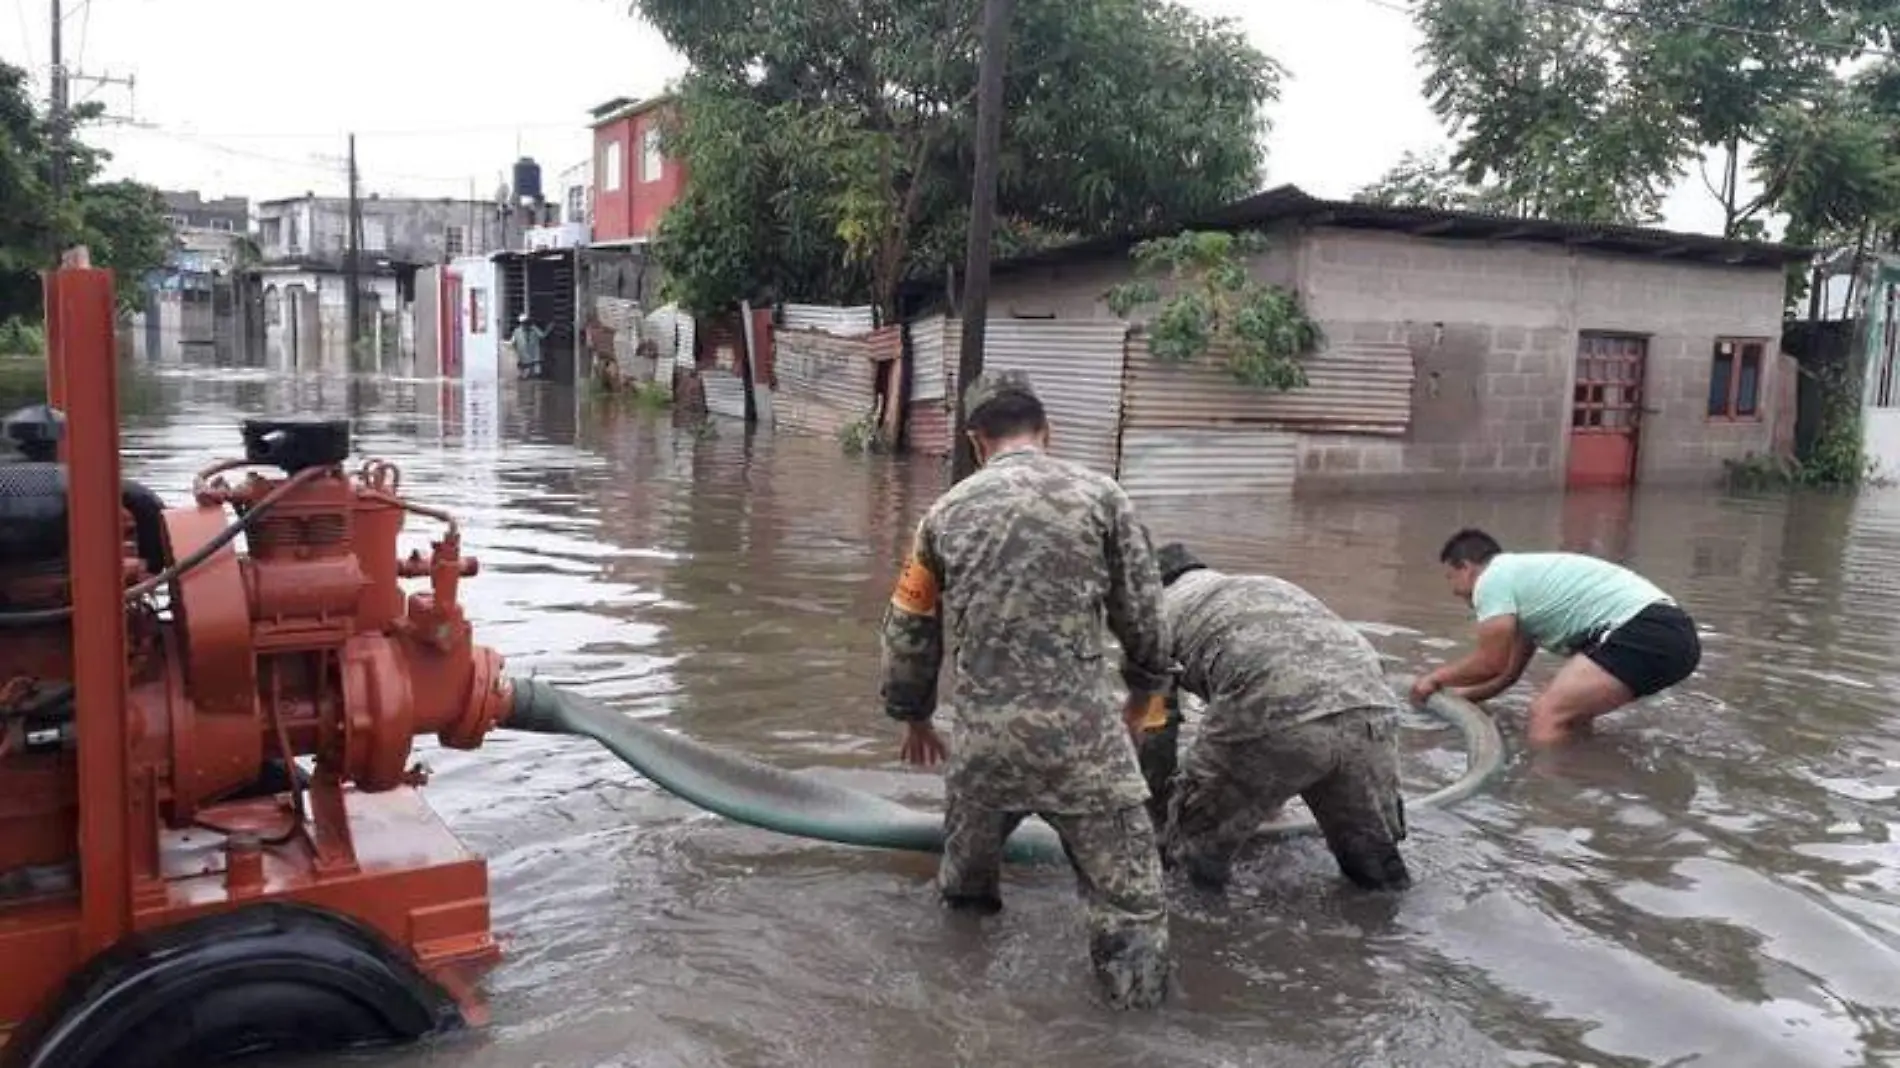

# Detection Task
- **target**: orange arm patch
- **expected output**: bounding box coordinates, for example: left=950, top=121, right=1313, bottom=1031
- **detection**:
left=1136, top=693, right=1169, bottom=732
left=890, top=554, right=941, bottom=616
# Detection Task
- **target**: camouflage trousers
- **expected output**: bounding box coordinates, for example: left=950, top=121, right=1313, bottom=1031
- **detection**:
left=1160, top=707, right=1411, bottom=892
left=939, top=796, right=1171, bottom=1010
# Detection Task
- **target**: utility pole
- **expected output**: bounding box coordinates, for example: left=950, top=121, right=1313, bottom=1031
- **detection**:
left=345, top=134, right=362, bottom=361
left=951, top=0, right=1015, bottom=484
left=48, top=0, right=67, bottom=226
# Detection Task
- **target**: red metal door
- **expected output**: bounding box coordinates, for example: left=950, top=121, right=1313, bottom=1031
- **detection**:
left=1566, top=333, right=1647, bottom=489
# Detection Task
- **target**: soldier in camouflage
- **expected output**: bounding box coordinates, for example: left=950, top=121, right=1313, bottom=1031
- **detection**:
left=878, top=369, right=1174, bottom=1011
left=1147, top=543, right=1412, bottom=893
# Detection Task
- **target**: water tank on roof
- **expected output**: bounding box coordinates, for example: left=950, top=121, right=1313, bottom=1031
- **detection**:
left=513, top=157, right=543, bottom=205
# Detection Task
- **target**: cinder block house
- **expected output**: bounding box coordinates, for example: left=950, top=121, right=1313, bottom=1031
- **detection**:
left=951, top=186, right=1810, bottom=495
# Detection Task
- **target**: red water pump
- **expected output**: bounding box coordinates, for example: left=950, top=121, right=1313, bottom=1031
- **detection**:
left=0, top=273, right=515, bottom=1068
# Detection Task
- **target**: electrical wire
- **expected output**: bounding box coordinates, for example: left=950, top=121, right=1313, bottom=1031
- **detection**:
left=112, top=125, right=477, bottom=189
left=12, top=0, right=37, bottom=72
left=73, top=0, right=90, bottom=71
left=1365, top=0, right=1899, bottom=62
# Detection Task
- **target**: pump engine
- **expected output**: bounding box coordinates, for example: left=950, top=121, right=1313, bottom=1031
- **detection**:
left=0, top=409, right=511, bottom=1042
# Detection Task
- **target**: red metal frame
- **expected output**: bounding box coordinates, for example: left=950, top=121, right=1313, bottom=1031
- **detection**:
left=49, top=269, right=135, bottom=957
left=2, top=266, right=515, bottom=1048
left=1566, top=333, right=1648, bottom=490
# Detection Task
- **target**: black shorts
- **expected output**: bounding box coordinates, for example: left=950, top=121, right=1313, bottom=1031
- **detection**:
left=1579, top=602, right=1702, bottom=698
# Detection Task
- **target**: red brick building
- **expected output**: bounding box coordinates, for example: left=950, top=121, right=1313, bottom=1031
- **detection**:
left=588, top=95, right=686, bottom=245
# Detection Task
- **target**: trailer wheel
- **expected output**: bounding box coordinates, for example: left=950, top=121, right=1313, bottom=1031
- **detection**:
left=3, top=902, right=461, bottom=1068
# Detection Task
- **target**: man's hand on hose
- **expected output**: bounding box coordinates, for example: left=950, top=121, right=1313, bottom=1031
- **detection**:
left=901, top=720, right=948, bottom=767
left=1409, top=672, right=1444, bottom=707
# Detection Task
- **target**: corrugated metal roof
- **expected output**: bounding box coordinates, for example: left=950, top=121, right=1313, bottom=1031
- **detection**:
left=975, top=185, right=1814, bottom=278
left=909, top=316, right=950, bottom=401
left=702, top=370, right=748, bottom=421
left=945, top=319, right=1129, bottom=474
left=1123, top=337, right=1415, bottom=436
left=1118, top=428, right=1299, bottom=499
left=773, top=328, right=880, bottom=439
left=782, top=303, right=878, bottom=337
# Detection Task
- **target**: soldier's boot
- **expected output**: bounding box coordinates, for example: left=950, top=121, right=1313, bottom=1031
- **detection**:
left=1305, top=735, right=1412, bottom=893
left=1334, top=840, right=1412, bottom=892
left=1090, top=928, right=1171, bottom=1011
left=1170, top=842, right=1234, bottom=893
left=940, top=891, right=1004, bottom=915
left=939, top=802, right=1022, bottom=914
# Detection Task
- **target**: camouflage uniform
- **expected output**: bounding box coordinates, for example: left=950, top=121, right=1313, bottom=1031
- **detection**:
left=1156, top=567, right=1411, bottom=892
left=879, top=370, right=1174, bottom=1010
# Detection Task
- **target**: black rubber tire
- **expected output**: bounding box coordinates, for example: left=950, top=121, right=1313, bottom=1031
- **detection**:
left=2, top=902, right=461, bottom=1068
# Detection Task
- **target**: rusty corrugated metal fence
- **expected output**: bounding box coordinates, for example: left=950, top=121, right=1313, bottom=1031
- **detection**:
left=904, top=317, right=954, bottom=455
left=1122, top=337, right=1415, bottom=435
left=773, top=327, right=880, bottom=438
left=941, top=318, right=1130, bottom=475
left=1118, top=428, right=1301, bottom=498
left=782, top=303, right=877, bottom=337
left=909, top=317, right=950, bottom=402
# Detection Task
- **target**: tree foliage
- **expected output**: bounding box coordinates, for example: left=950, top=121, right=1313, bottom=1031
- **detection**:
left=1353, top=148, right=1521, bottom=214
left=1106, top=230, right=1319, bottom=391
left=1407, top=0, right=1895, bottom=235
left=0, top=60, right=172, bottom=320
left=634, top=0, right=1282, bottom=316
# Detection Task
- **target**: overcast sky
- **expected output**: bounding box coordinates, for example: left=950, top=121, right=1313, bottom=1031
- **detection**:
left=1, top=0, right=1730, bottom=233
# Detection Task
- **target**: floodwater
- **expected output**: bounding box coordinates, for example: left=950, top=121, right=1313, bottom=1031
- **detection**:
left=10, top=361, right=1900, bottom=1068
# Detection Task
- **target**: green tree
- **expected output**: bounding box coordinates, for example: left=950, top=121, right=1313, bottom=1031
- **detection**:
left=1105, top=230, right=1321, bottom=390
left=0, top=59, right=173, bottom=321
left=1353, top=147, right=1524, bottom=214
left=636, top=0, right=1282, bottom=316
left=1412, top=0, right=1887, bottom=233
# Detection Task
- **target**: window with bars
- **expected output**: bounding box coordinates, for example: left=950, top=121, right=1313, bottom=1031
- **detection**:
left=1708, top=339, right=1766, bottom=420
left=444, top=226, right=466, bottom=257
left=1572, top=333, right=1646, bottom=431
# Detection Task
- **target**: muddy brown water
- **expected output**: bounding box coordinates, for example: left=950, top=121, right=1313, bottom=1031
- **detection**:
left=9, top=364, right=1900, bottom=1067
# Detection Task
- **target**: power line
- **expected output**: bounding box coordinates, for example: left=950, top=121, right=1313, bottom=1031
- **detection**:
left=115, top=123, right=477, bottom=187
left=1533, top=0, right=1898, bottom=60
left=1366, top=0, right=1900, bottom=62
left=12, top=0, right=36, bottom=70
left=73, top=0, right=88, bottom=69
left=153, top=120, right=585, bottom=142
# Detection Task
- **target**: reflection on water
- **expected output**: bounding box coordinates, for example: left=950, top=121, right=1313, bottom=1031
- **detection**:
left=6, top=362, right=1900, bottom=1068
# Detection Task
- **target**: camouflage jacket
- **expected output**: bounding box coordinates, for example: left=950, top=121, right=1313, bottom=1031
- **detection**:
left=1163, top=569, right=1396, bottom=741
left=878, top=448, right=1171, bottom=814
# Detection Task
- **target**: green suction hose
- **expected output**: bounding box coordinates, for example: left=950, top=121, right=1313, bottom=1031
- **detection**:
left=504, top=678, right=1505, bottom=866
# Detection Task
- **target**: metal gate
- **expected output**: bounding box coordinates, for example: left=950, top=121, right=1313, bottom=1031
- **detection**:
left=1566, top=333, right=1648, bottom=489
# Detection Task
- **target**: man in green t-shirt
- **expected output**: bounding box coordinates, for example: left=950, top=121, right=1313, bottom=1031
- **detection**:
left=1409, top=528, right=1701, bottom=746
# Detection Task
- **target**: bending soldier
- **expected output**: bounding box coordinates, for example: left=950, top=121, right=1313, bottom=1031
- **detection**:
left=878, top=370, right=1174, bottom=1011
left=1147, top=543, right=1411, bottom=893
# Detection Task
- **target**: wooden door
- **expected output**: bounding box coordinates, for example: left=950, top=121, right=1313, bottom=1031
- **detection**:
left=1566, top=333, right=1648, bottom=489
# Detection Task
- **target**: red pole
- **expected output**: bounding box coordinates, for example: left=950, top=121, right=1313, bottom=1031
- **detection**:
left=50, top=265, right=133, bottom=956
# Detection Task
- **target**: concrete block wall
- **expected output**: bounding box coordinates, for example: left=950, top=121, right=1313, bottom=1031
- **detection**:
left=1294, top=228, right=1786, bottom=492
left=987, top=241, right=1298, bottom=321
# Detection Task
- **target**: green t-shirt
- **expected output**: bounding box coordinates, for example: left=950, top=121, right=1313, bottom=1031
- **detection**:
left=1471, top=552, right=1672, bottom=653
